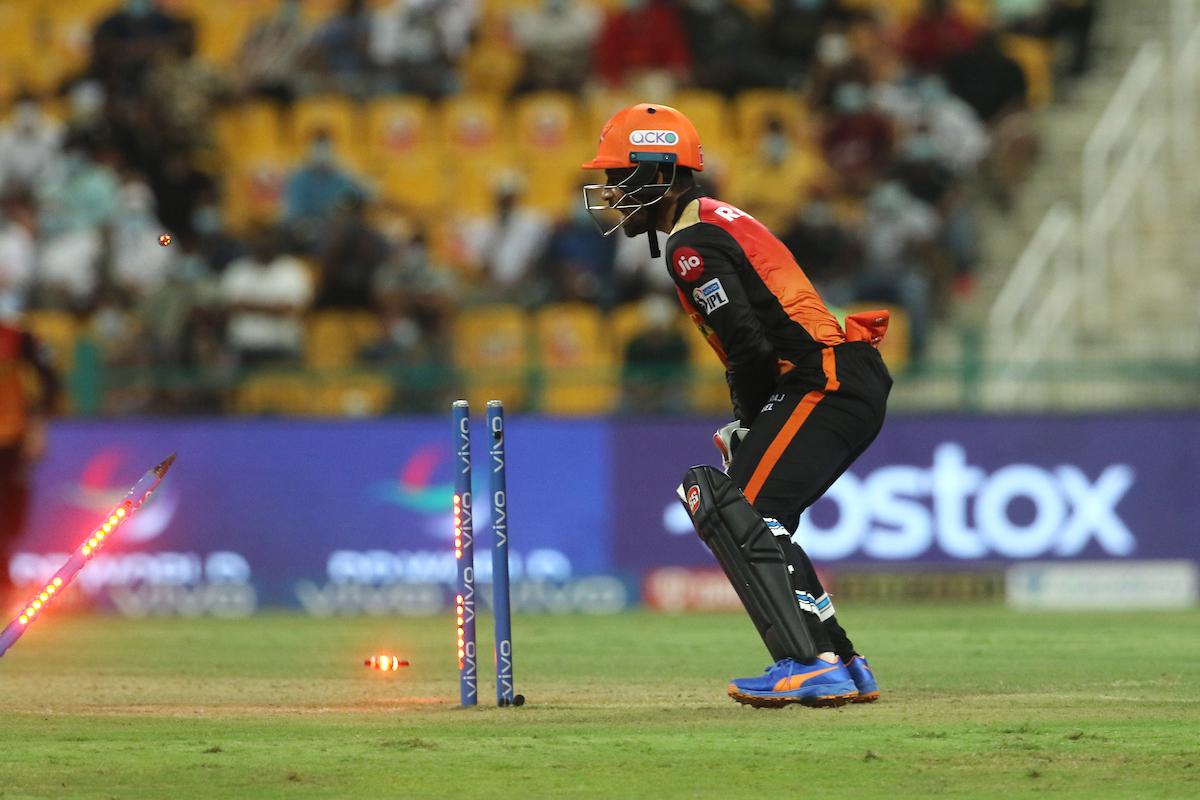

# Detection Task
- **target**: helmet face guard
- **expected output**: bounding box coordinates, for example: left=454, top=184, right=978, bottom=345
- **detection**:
left=581, top=154, right=677, bottom=237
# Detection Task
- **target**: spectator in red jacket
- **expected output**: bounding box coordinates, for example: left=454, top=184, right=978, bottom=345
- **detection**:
left=593, top=0, right=692, bottom=89
left=898, top=0, right=979, bottom=73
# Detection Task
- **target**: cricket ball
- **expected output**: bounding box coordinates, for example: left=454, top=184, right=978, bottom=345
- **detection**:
left=159, top=233, right=172, bottom=246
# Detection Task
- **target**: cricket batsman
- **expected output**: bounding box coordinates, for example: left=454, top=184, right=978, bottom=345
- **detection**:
left=0, top=318, right=58, bottom=611
left=583, top=103, right=892, bottom=707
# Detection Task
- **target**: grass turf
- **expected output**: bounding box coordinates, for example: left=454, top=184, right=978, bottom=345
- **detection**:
left=0, top=605, right=1197, bottom=799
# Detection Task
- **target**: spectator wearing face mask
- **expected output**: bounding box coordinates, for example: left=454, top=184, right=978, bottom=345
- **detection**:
left=821, top=82, right=893, bottom=195
left=282, top=130, right=368, bottom=251
left=35, top=134, right=120, bottom=310
left=0, top=95, right=64, bottom=194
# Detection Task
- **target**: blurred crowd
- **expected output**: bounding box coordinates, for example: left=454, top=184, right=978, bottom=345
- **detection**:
left=0, top=0, right=1098, bottom=414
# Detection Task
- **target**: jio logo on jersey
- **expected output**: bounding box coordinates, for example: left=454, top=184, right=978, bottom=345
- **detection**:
left=629, top=129, right=680, bottom=145
left=673, top=247, right=704, bottom=280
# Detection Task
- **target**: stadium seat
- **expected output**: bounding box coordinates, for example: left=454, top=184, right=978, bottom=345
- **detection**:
left=365, top=96, right=438, bottom=162
left=232, top=372, right=317, bottom=416
left=290, top=96, right=364, bottom=160
left=305, top=310, right=381, bottom=371
left=439, top=94, right=519, bottom=214
left=451, top=304, right=532, bottom=410
left=192, top=3, right=261, bottom=65
left=513, top=92, right=584, bottom=217
left=669, top=90, right=733, bottom=164
left=228, top=102, right=287, bottom=164
left=733, top=89, right=810, bottom=146
left=533, top=303, right=617, bottom=415
left=460, top=42, right=522, bottom=95
left=1001, top=34, right=1054, bottom=109
left=224, top=155, right=291, bottom=228
left=723, top=145, right=827, bottom=230
left=313, top=373, right=394, bottom=417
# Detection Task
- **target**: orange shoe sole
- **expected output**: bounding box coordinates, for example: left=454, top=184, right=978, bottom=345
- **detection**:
left=727, top=684, right=858, bottom=709
left=850, top=691, right=880, bottom=703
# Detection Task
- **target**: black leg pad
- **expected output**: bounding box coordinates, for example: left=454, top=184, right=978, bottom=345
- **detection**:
left=679, top=465, right=817, bottom=662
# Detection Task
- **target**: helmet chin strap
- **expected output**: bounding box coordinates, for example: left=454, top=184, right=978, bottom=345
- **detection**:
left=647, top=227, right=661, bottom=259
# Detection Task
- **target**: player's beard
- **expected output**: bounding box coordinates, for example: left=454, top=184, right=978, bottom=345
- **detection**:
left=620, top=205, right=654, bottom=238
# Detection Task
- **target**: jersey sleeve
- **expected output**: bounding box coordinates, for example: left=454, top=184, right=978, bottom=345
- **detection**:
left=666, top=223, right=777, bottom=425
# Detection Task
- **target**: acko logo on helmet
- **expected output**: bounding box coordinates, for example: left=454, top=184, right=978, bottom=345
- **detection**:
left=629, top=129, right=680, bottom=146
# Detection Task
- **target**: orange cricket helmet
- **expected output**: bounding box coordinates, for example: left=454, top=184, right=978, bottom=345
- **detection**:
left=581, top=102, right=704, bottom=172
left=581, top=103, right=704, bottom=245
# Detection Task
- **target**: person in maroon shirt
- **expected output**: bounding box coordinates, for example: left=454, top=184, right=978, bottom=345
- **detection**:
left=592, top=0, right=692, bottom=89
left=898, top=0, right=979, bottom=73
left=583, top=103, right=892, bottom=707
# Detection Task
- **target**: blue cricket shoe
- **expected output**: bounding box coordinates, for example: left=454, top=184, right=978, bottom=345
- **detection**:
left=844, top=655, right=880, bottom=703
left=727, top=658, right=859, bottom=708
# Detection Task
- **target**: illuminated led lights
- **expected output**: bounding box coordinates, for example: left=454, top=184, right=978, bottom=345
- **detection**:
left=53, top=577, right=62, bottom=587
left=38, top=593, right=48, bottom=602
left=18, top=616, right=28, bottom=625
left=25, top=607, right=34, bottom=617
left=81, top=546, right=92, bottom=556
left=116, top=507, right=126, bottom=517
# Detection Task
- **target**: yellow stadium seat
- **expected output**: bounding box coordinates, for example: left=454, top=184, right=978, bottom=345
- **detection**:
left=669, top=90, right=733, bottom=163
left=442, top=94, right=508, bottom=156
left=1001, top=34, right=1053, bottom=109
left=460, top=42, right=522, bottom=95
left=451, top=304, right=532, bottom=410
left=233, top=372, right=316, bottom=415
left=844, top=302, right=910, bottom=375
left=314, top=373, right=394, bottom=417
left=0, top=6, right=36, bottom=66
left=611, top=301, right=655, bottom=359
left=587, top=89, right=640, bottom=139
left=290, top=96, right=364, bottom=157
left=513, top=92, right=582, bottom=162
left=723, top=144, right=827, bottom=230
left=193, top=4, right=261, bottom=65
left=23, top=310, right=78, bottom=372
left=224, top=155, right=291, bottom=228
left=533, top=303, right=617, bottom=415
left=365, top=96, right=438, bottom=161
left=227, top=102, right=287, bottom=164
left=377, top=149, right=447, bottom=221
left=734, top=89, right=810, bottom=145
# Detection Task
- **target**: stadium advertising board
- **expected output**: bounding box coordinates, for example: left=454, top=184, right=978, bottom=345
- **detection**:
left=9, top=416, right=1197, bottom=614
left=615, top=416, right=1200, bottom=586
left=11, top=420, right=615, bottom=615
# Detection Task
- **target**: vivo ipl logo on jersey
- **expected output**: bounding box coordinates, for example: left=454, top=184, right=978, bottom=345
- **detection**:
left=629, top=129, right=679, bottom=145
left=693, top=278, right=729, bottom=313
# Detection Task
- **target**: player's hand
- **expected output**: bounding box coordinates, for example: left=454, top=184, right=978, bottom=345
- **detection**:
left=713, top=420, right=748, bottom=473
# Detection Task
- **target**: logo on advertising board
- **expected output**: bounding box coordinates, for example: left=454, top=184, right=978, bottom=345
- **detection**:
left=66, top=448, right=180, bottom=543
left=686, top=485, right=701, bottom=514
left=372, top=443, right=453, bottom=514
left=661, top=442, right=1139, bottom=562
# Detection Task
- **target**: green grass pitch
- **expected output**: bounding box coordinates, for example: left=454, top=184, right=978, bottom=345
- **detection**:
left=1, top=604, right=1197, bottom=798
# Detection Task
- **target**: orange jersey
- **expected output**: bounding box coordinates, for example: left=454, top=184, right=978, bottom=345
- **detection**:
left=0, top=323, right=57, bottom=447
left=665, top=190, right=845, bottom=422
